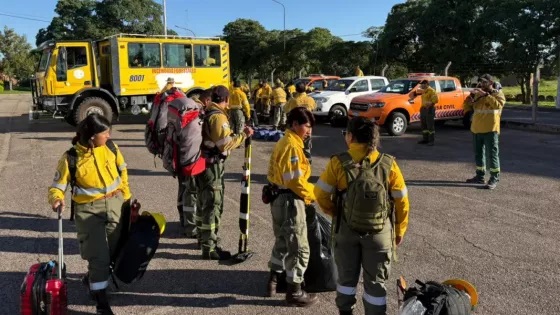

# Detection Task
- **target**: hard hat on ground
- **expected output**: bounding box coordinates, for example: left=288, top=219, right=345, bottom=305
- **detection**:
left=442, top=279, right=478, bottom=308
left=141, top=211, right=166, bottom=235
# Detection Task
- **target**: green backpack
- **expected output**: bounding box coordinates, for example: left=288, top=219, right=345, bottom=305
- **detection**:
left=337, top=152, right=394, bottom=233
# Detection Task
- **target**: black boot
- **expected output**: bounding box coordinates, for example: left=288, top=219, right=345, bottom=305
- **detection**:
left=418, top=133, right=429, bottom=144
left=339, top=310, right=353, bottom=315
left=285, top=282, right=318, bottom=307
left=427, top=133, right=435, bottom=146
left=92, top=289, right=114, bottom=315
left=177, top=206, right=185, bottom=227
left=202, top=246, right=231, bottom=260
left=266, top=271, right=279, bottom=297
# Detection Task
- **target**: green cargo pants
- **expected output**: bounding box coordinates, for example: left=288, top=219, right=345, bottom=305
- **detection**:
left=334, top=217, right=392, bottom=315
left=268, top=192, right=310, bottom=284
left=179, top=175, right=198, bottom=237
left=420, top=106, right=435, bottom=143
left=270, top=103, right=286, bottom=128
left=195, top=161, right=225, bottom=252
left=75, top=193, right=124, bottom=291
left=473, top=132, right=500, bottom=179
left=229, top=108, right=245, bottom=135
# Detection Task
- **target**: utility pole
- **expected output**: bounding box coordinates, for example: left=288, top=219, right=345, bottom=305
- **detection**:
left=532, top=58, right=544, bottom=123
left=556, top=36, right=560, bottom=109
left=163, top=0, right=167, bottom=37
left=444, top=61, right=452, bottom=76
left=272, top=0, right=286, bottom=52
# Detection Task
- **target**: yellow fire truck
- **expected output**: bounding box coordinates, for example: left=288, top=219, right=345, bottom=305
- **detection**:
left=31, top=34, right=230, bottom=125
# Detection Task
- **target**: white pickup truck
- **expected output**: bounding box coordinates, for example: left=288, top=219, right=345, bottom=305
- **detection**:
left=309, top=75, right=389, bottom=125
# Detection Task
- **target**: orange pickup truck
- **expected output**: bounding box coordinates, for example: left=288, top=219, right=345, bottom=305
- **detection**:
left=348, top=74, right=472, bottom=136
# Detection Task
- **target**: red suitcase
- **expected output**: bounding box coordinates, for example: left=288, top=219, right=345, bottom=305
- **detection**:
left=20, top=207, right=68, bottom=315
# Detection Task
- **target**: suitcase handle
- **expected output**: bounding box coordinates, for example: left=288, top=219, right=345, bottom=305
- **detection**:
left=57, top=205, right=64, bottom=280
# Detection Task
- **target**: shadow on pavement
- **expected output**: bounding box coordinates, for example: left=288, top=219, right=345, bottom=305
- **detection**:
left=406, top=180, right=480, bottom=188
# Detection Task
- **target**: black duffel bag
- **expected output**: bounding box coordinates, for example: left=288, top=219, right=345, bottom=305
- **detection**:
left=303, top=205, right=337, bottom=292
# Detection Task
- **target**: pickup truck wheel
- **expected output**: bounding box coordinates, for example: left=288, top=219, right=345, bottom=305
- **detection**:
left=386, top=112, right=408, bottom=136
left=462, top=111, right=473, bottom=129
left=74, top=97, right=113, bottom=125
left=329, top=105, right=347, bottom=128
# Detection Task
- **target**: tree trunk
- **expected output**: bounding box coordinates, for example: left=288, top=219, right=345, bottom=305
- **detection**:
left=519, top=77, right=525, bottom=102
left=524, top=74, right=531, bottom=104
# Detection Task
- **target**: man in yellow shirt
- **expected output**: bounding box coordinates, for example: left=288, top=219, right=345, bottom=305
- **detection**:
left=271, top=80, right=287, bottom=129
left=464, top=74, right=505, bottom=190
left=266, top=107, right=317, bottom=307
left=355, top=66, right=364, bottom=77
left=228, top=80, right=251, bottom=135
left=411, top=80, right=439, bottom=145
left=198, top=86, right=254, bottom=260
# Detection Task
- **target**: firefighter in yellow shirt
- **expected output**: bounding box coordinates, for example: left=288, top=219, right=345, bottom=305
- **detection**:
left=259, top=81, right=273, bottom=117
left=266, top=107, right=318, bottom=307
left=228, top=80, right=251, bottom=135
left=48, top=113, right=131, bottom=314
left=314, top=117, right=409, bottom=315
left=463, top=74, right=505, bottom=190
left=284, top=82, right=317, bottom=162
left=271, top=80, right=287, bottom=129
left=198, top=85, right=254, bottom=260
left=410, top=80, right=439, bottom=145
left=355, top=65, right=364, bottom=77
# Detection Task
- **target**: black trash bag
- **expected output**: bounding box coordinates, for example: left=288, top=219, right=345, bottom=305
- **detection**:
left=303, top=205, right=337, bottom=292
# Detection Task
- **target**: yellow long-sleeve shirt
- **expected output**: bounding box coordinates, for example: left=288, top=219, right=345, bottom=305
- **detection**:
left=203, top=103, right=246, bottom=156
left=420, top=86, right=438, bottom=107
left=257, top=84, right=273, bottom=100
left=229, top=87, right=251, bottom=118
left=464, top=89, right=505, bottom=134
left=272, top=87, right=287, bottom=105
left=314, top=143, right=409, bottom=238
left=267, top=129, right=315, bottom=205
left=284, top=92, right=317, bottom=113
left=48, top=142, right=131, bottom=205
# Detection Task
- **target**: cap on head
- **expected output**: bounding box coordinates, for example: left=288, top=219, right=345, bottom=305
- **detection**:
left=419, top=80, right=429, bottom=85
left=166, top=77, right=175, bottom=84
left=478, top=74, right=494, bottom=83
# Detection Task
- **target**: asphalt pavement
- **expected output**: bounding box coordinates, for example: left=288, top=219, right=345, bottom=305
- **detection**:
left=1, top=94, right=559, bottom=315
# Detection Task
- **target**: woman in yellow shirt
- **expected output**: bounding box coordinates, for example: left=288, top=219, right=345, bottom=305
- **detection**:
left=48, top=113, right=130, bottom=315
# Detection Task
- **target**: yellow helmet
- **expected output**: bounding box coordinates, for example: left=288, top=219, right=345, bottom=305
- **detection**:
left=141, top=211, right=166, bottom=235
left=442, top=279, right=478, bottom=308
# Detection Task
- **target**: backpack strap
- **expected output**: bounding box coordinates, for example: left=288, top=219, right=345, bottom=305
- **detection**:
left=335, top=152, right=357, bottom=183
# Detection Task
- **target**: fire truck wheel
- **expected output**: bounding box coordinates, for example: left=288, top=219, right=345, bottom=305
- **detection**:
left=74, top=97, right=113, bottom=125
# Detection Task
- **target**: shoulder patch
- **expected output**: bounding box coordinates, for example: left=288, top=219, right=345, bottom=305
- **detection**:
left=53, top=170, right=61, bottom=181
left=222, top=122, right=230, bottom=130
left=290, top=156, right=299, bottom=163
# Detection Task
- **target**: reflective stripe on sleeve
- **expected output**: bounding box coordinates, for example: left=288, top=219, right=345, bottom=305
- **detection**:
left=90, top=280, right=109, bottom=291
left=51, top=182, right=67, bottom=191
left=474, top=109, right=500, bottom=114
left=282, top=169, right=303, bottom=181
left=118, top=163, right=127, bottom=171
left=216, top=136, right=232, bottom=147
left=316, top=179, right=335, bottom=193
left=391, top=187, right=408, bottom=198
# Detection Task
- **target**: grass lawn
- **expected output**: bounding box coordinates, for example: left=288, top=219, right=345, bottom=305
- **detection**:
left=502, top=80, right=557, bottom=97
left=0, top=89, right=31, bottom=95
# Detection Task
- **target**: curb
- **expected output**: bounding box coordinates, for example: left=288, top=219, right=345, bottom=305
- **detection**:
left=501, top=119, right=560, bottom=134
left=505, top=104, right=560, bottom=112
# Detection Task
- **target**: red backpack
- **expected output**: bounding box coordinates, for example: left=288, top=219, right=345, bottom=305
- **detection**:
left=162, top=96, right=207, bottom=177
left=145, top=88, right=185, bottom=157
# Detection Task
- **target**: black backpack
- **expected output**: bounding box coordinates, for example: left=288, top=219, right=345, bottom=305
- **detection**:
left=112, top=214, right=160, bottom=284
left=402, top=280, right=472, bottom=315
left=66, top=140, right=120, bottom=221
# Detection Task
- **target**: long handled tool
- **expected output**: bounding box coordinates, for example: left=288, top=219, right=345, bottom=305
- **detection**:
left=232, top=135, right=254, bottom=263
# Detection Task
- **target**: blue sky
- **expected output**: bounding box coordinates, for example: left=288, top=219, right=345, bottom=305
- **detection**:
left=0, top=0, right=404, bottom=47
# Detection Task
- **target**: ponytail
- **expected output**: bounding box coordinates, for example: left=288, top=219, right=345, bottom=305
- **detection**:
left=346, top=117, right=380, bottom=155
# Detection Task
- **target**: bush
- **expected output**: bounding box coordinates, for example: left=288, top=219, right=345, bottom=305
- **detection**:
left=545, top=95, right=555, bottom=102
left=0, top=85, right=3, bottom=93
left=538, top=95, right=545, bottom=101
left=515, top=94, right=523, bottom=101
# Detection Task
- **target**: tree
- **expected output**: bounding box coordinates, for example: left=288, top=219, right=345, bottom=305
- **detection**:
left=36, top=0, right=166, bottom=46
left=0, top=27, right=35, bottom=90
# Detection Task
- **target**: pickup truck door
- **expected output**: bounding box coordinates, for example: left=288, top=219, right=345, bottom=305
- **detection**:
left=436, top=79, right=462, bottom=119
left=346, top=79, right=371, bottom=103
